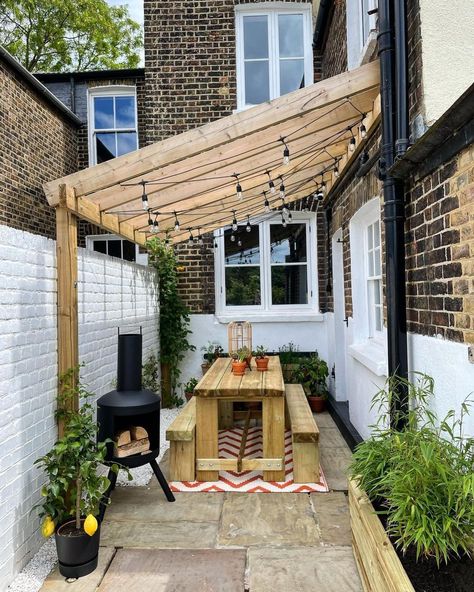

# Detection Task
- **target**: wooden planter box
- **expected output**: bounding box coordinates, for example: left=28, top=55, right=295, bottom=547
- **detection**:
left=349, top=479, right=415, bottom=592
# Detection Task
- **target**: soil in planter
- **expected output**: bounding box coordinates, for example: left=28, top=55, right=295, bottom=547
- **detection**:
left=377, top=510, right=474, bottom=592
left=58, top=522, right=87, bottom=537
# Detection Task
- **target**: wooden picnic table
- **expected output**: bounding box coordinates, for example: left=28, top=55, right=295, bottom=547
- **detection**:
left=194, top=355, right=285, bottom=482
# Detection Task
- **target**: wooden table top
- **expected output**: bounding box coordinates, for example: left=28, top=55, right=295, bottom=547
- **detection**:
left=194, top=356, right=285, bottom=399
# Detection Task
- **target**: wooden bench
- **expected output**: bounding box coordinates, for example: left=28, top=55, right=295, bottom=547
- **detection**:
left=285, top=384, right=320, bottom=483
left=166, top=396, right=196, bottom=481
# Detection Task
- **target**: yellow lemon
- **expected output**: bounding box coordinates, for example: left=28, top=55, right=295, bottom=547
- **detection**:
left=41, top=516, right=55, bottom=538
left=83, top=514, right=98, bottom=537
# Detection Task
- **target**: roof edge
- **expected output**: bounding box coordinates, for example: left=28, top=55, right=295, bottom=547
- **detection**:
left=0, top=45, right=82, bottom=126
left=35, top=67, right=145, bottom=83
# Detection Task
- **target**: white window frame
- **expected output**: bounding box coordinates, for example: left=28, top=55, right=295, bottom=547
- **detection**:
left=346, top=0, right=378, bottom=70
left=235, top=3, right=314, bottom=111
left=214, top=212, right=320, bottom=321
left=86, top=235, right=148, bottom=266
left=366, top=219, right=383, bottom=340
left=87, top=85, right=138, bottom=166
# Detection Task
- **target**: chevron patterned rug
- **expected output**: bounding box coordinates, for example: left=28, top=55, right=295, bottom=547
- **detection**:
left=170, top=426, right=329, bottom=493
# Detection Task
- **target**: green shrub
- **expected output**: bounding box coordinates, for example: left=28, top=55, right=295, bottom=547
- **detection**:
left=349, top=373, right=474, bottom=565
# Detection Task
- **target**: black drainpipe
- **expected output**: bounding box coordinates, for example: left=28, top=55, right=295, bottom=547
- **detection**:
left=378, top=0, right=409, bottom=428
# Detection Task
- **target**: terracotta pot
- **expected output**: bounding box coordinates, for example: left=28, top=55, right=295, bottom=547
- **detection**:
left=201, top=362, right=211, bottom=376
left=185, top=391, right=194, bottom=402
left=307, top=395, right=327, bottom=413
left=232, top=360, right=247, bottom=376
left=255, top=357, right=269, bottom=371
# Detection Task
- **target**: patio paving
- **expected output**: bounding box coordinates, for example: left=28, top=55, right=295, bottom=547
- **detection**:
left=40, top=412, right=360, bottom=591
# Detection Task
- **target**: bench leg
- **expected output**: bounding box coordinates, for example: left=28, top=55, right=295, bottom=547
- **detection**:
left=218, top=400, right=234, bottom=429
left=169, top=439, right=196, bottom=482
left=196, top=398, right=219, bottom=481
left=292, top=441, right=320, bottom=483
left=263, top=397, right=285, bottom=482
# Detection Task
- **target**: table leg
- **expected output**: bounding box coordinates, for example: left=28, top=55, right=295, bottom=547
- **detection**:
left=196, top=397, right=219, bottom=481
left=218, top=400, right=234, bottom=429
left=262, top=397, right=285, bottom=481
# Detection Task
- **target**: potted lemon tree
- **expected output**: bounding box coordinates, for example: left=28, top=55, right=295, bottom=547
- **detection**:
left=35, top=368, right=121, bottom=579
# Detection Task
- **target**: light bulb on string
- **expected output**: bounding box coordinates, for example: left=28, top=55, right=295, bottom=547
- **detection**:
left=188, top=229, right=193, bottom=246
left=279, top=178, right=285, bottom=199
left=263, top=191, right=271, bottom=213
left=232, top=211, right=238, bottom=232
left=238, top=238, right=242, bottom=247
left=233, top=173, right=243, bottom=200
left=360, top=114, right=367, bottom=139
left=141, top=181, right=149, bottom=211
left=281, top=195, right=289, bottom=216
left=197, top=228, right=203, bottom=245
left=246, top=215, right=251, bottom=233
left=281, top=138, right=290, bottom=165
left=281, top=212, right=287, bottom=228
left=148, top=213, right=154, bottom=233
left=334, top=160, right=340, bottom=178
left=230, top=233, right=236, bottom=242
left=288, top=211, right=293, bottom=221
left=174, top=211, right=180, bottom=232
left=302, top=197, right=308, bottom=212
left=348, top=127, right=356, bottom=152
left=152, top=215, right=159, bottom=234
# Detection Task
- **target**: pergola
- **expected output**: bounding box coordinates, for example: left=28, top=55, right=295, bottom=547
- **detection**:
left=43, top=61, right=380, bottom=421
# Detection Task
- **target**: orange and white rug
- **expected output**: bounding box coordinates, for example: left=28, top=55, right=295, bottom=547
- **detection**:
left=170, top=426, right=329, bottom=493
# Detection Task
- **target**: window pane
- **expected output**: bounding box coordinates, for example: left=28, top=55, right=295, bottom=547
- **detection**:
left=375, top=306, right=382, bottom=332
left=271, top=265, right=308, bottom=305
left=117, top=132, right=138, bottom=156
left=278, top=14, right=304, bottom=57
left=107, top=240, right=122, bottom=258
left=279, top=59, right=305, bottom=95
left=367, top=223, right=373, bottom=250
left=93, top=240, right=107, bottom=254
left=94, top=97, right=114, bottom=129
left=368, top=251, right=374, bottom=276
left=245, top=61, right=270, bottom=105
left=361, top=0, right=370, bottom=42
left=374, top=220, right=380, bottom=247
left=270, top=223, right=307, bottom=263
left=225, top=267, right=261, bottom=306
left=224, top=226, right=260, bottom=264
left=122, top=240, right=136, bottom=262
left=243, top=15, right=269, bottom=59
left=115, top=96, right=136, bottom=128
left=374, top=279, right=381, bottom=305
left=374, top=247, right=381, bottom=275
left=96, top=133, right=116, bottom=163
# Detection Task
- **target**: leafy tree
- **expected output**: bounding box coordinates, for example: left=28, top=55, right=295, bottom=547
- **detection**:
left=0, top=0, right=143, bottom=73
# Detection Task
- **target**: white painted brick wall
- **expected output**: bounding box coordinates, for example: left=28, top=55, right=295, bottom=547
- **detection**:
left=0, top=225, right=159, bottom=591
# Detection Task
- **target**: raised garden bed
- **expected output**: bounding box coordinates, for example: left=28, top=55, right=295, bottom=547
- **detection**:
left=349, top=479, right=474, bottom=592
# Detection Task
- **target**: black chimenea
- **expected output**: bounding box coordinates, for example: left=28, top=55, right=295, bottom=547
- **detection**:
left=97, top=330, right=175, bottom=518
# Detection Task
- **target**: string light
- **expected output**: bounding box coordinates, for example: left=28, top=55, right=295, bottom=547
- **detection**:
left=288, top=211, right=293, bottom=221
left=237, top=237, right=242, bottom=247
left=174, top=211, right=180, bottom=231
left=279, top=178, right=286, bottom=199
left=148, top=212, right=154, bottom=233
left=360, top=114, right=367, bottom=139
left=302, top=197, right=308, bottom=212
left=197, top=228, right=203, bottom=245
left=281, top=212, right=287, bottom=228
left=267, top=171, right=276, bottom=194
left=348, top=127, right=356, bottom=152
left=232, top=210, right=238, bottom=232
left=233, top=173, right=243, bottom=200
left=334, top=159, right=340, bottom=178
left=281, top=138, right=290, bottom=165
left=230, top=233, right=236, bottom=242
left=246, top=215, right=251, bottom=233
left=263, top=191, right=271, bottom=213
left=141, top=180, right=149, bottom=211
left=281, top=197, right=289, bottom=216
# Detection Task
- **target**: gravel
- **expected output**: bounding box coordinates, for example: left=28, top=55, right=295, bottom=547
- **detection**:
left=7, top=405, right=182, bottom=591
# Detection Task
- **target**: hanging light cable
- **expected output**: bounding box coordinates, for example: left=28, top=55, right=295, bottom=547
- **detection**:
left=281, top=212, right=287, bottom=228
left=232, top=210, right=238, bottom=232
left=263, top=191, right=271, bottom=213
left=246, top=215, right=251, bottom=233
left=197, top=227, right=203, bottom=245
left=333, top=158, right=340, bottom=178
left=188, top=229, right=194, bottom=246
left=152, top=214, right=159, bottom=234
left=279, top=177, right=286, bottom=199
left=141, top=180, right=149, bottom=211
left=147, top=211, right=154, bottom=233
left=359, top=113, right=367, bottom=139
left=174, top=211, right=180, bottom=232
left=233, top=173, right=243, bottom=200
left=348, top=126, right=356, bottom=152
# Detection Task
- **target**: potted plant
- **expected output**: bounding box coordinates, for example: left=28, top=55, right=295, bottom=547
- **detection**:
left=200, top=341, right=223, bottom=375
left=231, top=347, right=250, bottom=376
left=183, top=377, right=198, bottom=402
left=278, top=342, right=300, bottom=382
left=294, top=353, right=329, bottom=412
left=254, top=345, right=269, bottom=371
left=35, top=368, right=121, bottom=579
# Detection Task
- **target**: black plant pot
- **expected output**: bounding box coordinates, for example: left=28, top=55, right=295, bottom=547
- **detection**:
left=55, top=519, right=100, bottom=578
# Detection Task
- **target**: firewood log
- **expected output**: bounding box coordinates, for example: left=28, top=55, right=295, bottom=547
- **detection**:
left=115, top=430, right=131, bottom=447
left=130, top=426, right=148, bottom=440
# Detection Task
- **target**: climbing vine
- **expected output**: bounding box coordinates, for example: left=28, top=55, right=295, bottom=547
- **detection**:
left=147, top=237, right=194, bottom=407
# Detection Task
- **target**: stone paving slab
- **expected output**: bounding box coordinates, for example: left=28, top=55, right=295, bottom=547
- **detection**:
left=248, top=546, right=363, bottom=592
left=311, top=492, right=352, bottom=546
left=40, top=547, right=115, bottom=592
left=218, top=492, right=320, bottom=547
left=101, top=519, right=218, bottom=549
left=97, top=548, right=247, bottom=592
left=313, top=412, right=338, bottom=428
left=107, top=489, right=223, bottom=523
left=319, top=426, right=350, bottom=449
left=320, top=446, right=352, bottom=491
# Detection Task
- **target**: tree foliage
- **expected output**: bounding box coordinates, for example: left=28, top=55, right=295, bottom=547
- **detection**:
left=0, top=0, right=143, bottom=73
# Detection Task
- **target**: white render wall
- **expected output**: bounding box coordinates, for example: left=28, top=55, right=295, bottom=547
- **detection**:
left=0, top=225, right=159, bottom=591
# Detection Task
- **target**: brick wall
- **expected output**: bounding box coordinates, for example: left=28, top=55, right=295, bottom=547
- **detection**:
left=0, top=59, right=78, bottom=240
left=0, top=224, right=159, bottom=590
left=405, top=145, right=474, bottom=344
left=321, top=0, right=347, bottom=79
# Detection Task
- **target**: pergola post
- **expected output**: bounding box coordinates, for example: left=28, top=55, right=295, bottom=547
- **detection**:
left=56, top=184, right=79, bottom=436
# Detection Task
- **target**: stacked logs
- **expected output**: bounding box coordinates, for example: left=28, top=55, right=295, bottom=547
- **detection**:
left=114, top=426, right=150, bottom=458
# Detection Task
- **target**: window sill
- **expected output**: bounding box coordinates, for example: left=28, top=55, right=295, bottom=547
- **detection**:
left=349, top=341, right=387, bottom=377
left=214, top=312, right=325, bottom=324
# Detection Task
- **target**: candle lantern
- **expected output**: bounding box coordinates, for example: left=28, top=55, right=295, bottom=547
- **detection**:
left=227, top=321, right=252, bottom=358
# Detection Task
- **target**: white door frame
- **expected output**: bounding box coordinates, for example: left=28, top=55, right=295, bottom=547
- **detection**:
left=332, top=228, right=347, bottom=401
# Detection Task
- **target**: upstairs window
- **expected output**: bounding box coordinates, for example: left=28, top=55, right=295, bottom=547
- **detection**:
left=235, top=4, right=313, bottom=110
left=346, top=0, right=378, bottom=70
left=88, top=87, right=138, bottom=165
